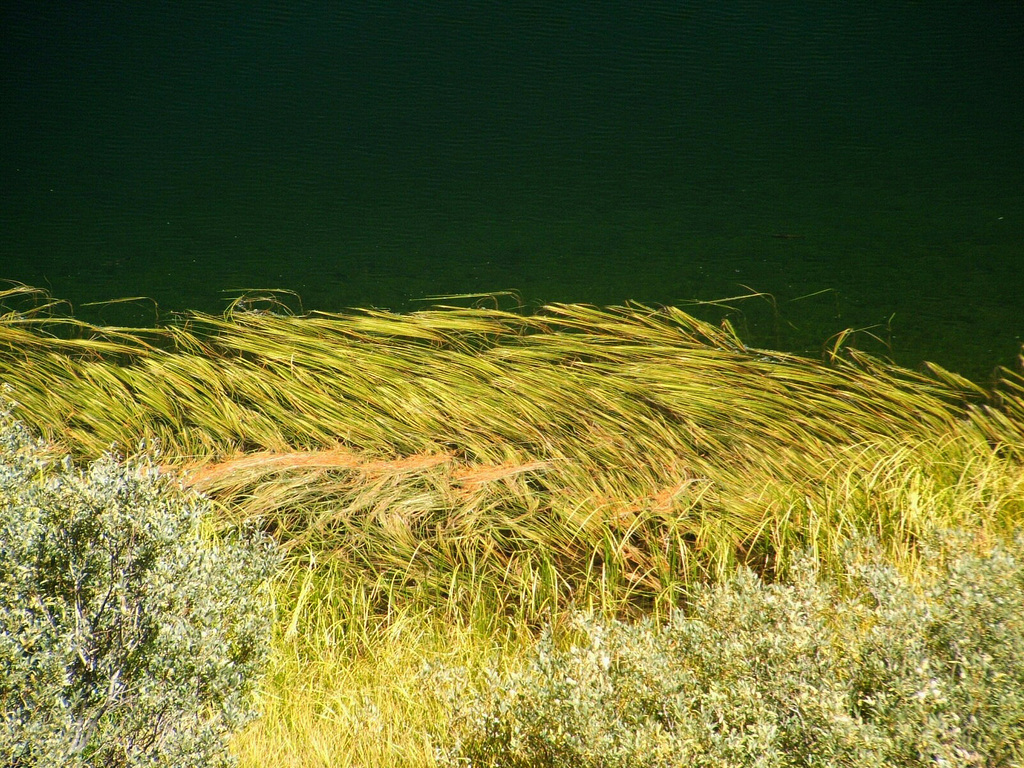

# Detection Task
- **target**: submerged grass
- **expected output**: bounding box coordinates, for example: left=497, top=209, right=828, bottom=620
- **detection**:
left=3, top=284, right=1024, bottom=765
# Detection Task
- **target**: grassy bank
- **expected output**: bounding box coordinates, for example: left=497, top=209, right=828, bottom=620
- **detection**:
left=3, top=284, right=1024, bottom=765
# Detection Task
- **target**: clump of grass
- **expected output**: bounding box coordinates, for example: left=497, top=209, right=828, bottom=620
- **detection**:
left=3, top=285, right=1024, bottom=615
left=229, top=561, right=530, bottom=768
left=2, top=285, right=1023, bottom=620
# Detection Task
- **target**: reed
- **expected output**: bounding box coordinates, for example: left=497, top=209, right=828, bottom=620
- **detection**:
left=3, top=285, right=1024, bottom=615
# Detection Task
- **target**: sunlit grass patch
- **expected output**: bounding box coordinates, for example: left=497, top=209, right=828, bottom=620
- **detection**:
left=4, top=285, right=1022, bottom=598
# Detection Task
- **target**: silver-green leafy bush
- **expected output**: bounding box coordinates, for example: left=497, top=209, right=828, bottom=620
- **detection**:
left=440, top=533, right=1024, bottom=767
left=0, top=410, right=278, bottom=768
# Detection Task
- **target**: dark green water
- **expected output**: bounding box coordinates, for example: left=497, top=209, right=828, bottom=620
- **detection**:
left=3, top=2, right=1022, bottom=380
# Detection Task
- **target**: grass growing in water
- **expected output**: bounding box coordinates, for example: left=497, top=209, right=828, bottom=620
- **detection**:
left=2, top=284, right=1024, bottom=765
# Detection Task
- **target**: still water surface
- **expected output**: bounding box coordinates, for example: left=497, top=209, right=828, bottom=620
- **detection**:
left=2, top=2, right=1022, bottom=379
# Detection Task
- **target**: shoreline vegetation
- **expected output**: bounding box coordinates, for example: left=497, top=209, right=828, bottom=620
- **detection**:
left=3, top=283, right=1024, bottom=765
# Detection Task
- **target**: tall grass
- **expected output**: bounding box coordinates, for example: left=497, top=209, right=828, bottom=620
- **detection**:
left=3, top=285, right=1022, bottom=607
left=3, top=284, right=1024, bottom=765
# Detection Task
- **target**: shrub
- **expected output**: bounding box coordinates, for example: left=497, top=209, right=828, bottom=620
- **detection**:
left=439, top=533, right=1024, bottom=767
left=845, top=531, right=1024, bottom=766
left=0, top=410, right=278, bottom=767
